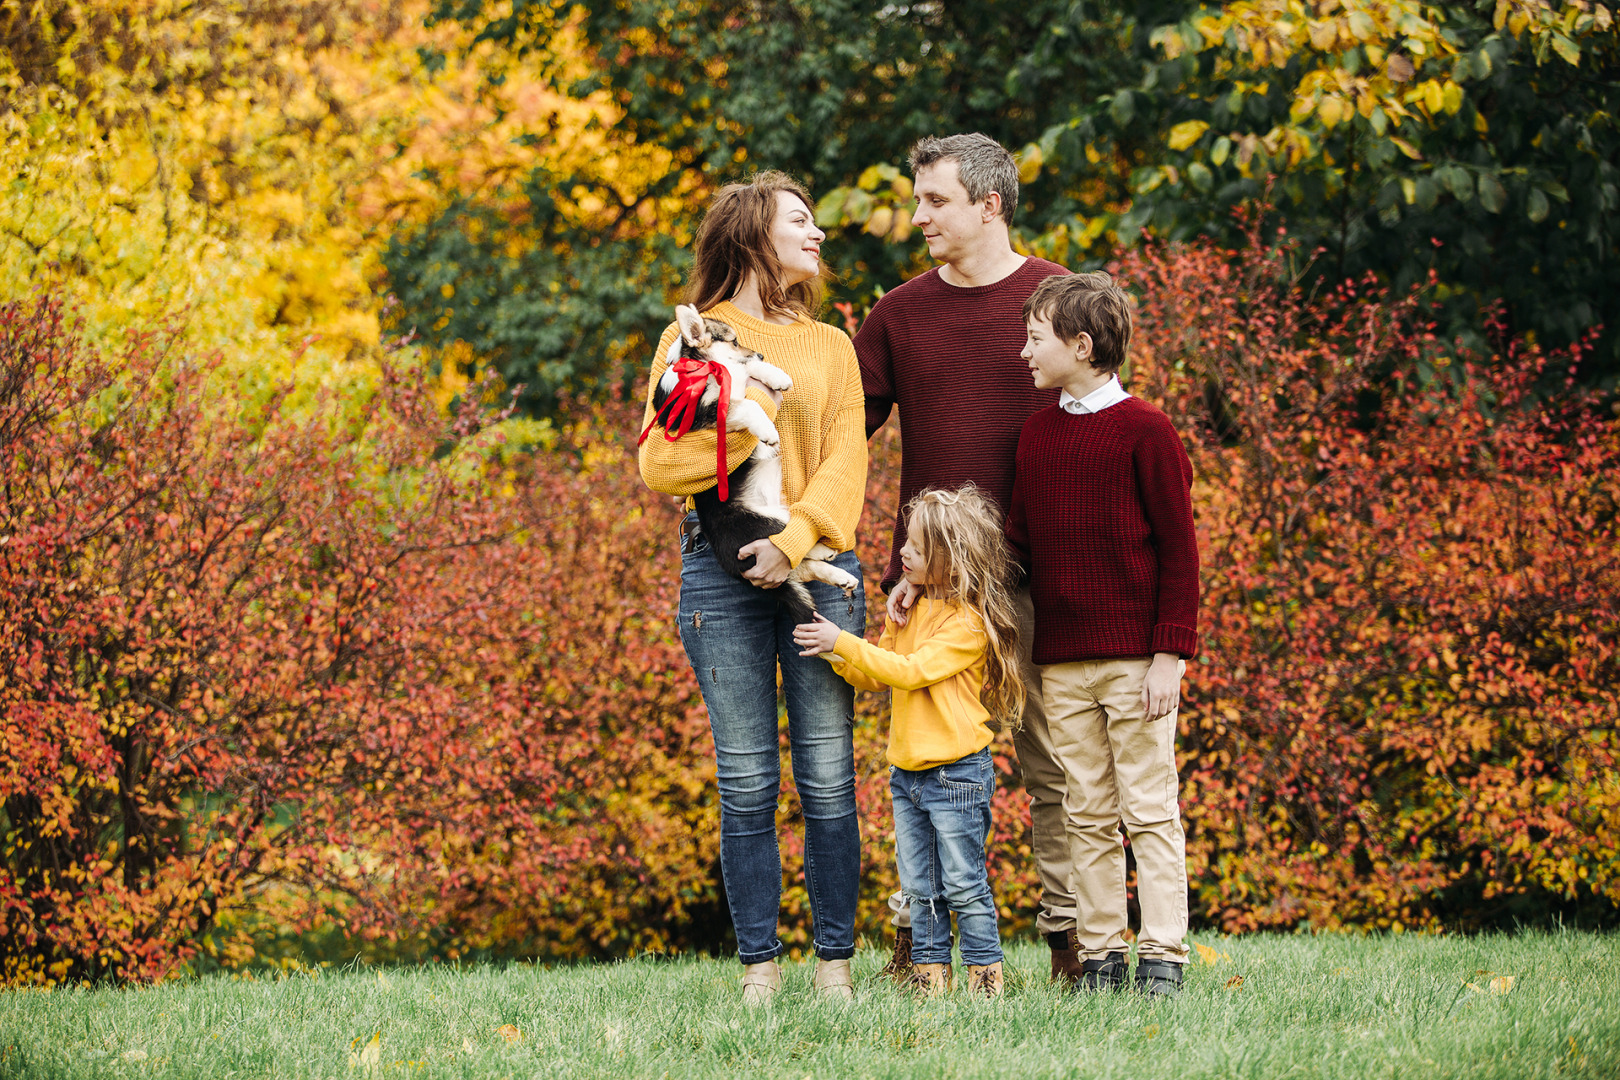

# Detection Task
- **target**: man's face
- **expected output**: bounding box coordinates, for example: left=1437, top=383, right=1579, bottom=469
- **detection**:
left=1022, top=312, right=1092, bottom=391
left=910, top=160, right=994, bottom=267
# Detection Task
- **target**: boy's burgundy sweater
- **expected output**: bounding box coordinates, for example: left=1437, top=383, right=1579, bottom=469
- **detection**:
left=1007, top=398, right=1201, bottom=664
left=856, top=258, right=1068, bottom=591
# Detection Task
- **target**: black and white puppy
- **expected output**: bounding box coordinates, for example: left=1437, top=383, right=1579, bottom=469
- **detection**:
left=651, top=304, right=858, bottom=625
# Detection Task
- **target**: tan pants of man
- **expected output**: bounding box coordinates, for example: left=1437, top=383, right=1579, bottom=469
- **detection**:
left=891, top=587, right=1076, bottom=935
left=1041, top=656, right=1189, bottom=964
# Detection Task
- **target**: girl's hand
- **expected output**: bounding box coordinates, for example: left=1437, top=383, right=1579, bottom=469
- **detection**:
left=793, top=613, right=843, bottom=657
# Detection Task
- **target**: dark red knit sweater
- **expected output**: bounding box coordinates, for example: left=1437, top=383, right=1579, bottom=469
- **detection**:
left=1007, top=398, right=1201, bottom=664
left=856, top=257, right=1068, bottom=590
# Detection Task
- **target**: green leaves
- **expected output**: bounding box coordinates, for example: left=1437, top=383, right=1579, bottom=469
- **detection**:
left=1527, top=186, right=1551, bottom=222
left=1094, top=1, right=1620, bottom=379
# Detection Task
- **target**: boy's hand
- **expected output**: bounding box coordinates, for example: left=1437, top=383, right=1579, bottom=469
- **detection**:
left=886, top=579, right=920, bottom=626
left=793, top=613, right=844, bottom=657
left=1143, top=652, right=1182, bottom=720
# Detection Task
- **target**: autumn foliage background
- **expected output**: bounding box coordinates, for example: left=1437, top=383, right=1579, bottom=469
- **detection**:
left=3, top=0, right=1619, bottom=985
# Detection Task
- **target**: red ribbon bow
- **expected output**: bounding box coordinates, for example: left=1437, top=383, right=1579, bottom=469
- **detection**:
left=638, top=353, right=733, bottom=501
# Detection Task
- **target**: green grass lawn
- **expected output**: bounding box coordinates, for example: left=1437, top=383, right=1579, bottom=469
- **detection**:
left=4, top=931, right=1617, bottom=1079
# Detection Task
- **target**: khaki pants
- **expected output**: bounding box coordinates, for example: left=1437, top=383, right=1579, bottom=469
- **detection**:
left=1041, top=656, right=1189, bottom=963
left=891, top=587, right=1076, bottom=935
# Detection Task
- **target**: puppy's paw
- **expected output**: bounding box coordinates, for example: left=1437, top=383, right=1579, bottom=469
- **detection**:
left=823, top=567, right=859, bottom=592
left=747, top=360, right=793, bottom=392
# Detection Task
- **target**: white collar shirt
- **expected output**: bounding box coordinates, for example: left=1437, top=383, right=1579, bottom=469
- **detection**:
left=1059, top=375, right=1131, bottom=415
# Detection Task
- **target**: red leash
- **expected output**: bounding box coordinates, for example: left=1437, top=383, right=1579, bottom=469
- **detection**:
left=638, top=353, right=733, bottom=501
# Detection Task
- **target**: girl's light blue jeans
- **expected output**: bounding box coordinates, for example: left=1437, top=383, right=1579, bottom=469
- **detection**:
left=677, top=516, right=865, bottom=964
left=890, top=746, right=1003, bottom=966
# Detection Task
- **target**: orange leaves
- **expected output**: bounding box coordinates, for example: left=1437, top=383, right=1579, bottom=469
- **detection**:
left=1119, top=220, right=1620, bottom=933
left=0, top=295, right=704, bottom=983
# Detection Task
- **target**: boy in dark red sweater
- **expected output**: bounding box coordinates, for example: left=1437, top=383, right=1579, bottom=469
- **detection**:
left=1006, top=272, right=1199, bottom=997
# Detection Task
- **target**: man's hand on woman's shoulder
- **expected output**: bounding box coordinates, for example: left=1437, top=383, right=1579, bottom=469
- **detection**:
left=886, top=579, right=921, bottom=626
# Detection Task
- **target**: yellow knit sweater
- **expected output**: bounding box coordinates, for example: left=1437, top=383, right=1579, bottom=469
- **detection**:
left=637, top=302, right=867, bottom=565
left=829, top=598, right=995, bottom=771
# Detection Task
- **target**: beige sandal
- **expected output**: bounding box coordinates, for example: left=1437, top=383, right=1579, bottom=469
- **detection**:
left=740, top=960, right=781, bottom=1005
left=813, top=957, right=854, bottom=1002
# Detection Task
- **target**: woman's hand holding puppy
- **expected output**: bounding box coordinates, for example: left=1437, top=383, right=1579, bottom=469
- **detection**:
left=739, top=539, right=792, bottom=587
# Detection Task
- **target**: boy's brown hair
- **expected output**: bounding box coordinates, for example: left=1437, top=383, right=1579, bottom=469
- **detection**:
left=1022, top=271, right=1133, bottom=375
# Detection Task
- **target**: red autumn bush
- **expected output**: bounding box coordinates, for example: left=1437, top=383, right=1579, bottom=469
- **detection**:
left=1114, top=220, right=1620, bottom=931
left=0, top=295, right=709, bottom=984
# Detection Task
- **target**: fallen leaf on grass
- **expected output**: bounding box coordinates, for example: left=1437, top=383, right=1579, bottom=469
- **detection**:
left=1194, top=942, right=1232, bottom=965
left=348, top=1033, right=381, bottom=1069
left=1143, top=1024, right=1160, bottom=1039
left=1224, top=975, right=1245, bottom=989
left=1489, top=975, right=1516, bottom=994
left=495, top=1024, right=523, bottom=1044
left=461, top=1038, right=474, bottom=1055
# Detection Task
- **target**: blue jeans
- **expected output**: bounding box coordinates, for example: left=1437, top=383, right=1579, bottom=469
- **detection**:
left=677, top=516, right=865, bottom=964
left=890, top=747, right=1002, bottom=966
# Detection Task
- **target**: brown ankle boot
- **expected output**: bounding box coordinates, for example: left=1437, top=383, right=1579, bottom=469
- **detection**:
left=910, top=962, right=953, bottom=998
left=966, top=961, right=1004, bottom=998
left=879, top=925, right=914, bottom=983
left=1047, top=930, right=1082, bottom=988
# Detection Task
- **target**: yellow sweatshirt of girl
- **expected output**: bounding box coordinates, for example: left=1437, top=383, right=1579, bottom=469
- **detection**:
left=828, top=597, right=994, bottom=771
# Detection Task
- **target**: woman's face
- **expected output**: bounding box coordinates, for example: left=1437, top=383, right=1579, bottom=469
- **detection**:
left=770, top=192, right=825, bottom=286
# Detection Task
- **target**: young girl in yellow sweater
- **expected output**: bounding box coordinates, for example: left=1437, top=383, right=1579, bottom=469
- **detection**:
left=794, top=484, right=1025, bottom=997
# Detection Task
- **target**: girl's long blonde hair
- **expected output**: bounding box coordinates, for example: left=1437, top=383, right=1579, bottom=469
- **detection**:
left=905, top=484, right=1026, bottom=730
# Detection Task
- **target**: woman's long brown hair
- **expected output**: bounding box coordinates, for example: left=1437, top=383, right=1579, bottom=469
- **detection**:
left=686, top=170, right=824, bottom=319
left=905, top=485, right=1027, bottom=730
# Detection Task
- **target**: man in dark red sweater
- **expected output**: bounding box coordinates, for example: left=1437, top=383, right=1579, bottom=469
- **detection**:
left=1007, top=272, right=1200, bottom=998
left=855, top=132, right=1081, bottom=984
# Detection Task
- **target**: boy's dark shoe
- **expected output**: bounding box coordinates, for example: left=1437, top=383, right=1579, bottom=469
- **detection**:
left=878, top=926, right=914, bottom=983
left=1047, top=930, right=1083, bottom=987
left=1077, top=950, right=1128, bottom=991
left=1134, top=958, right=1184, bottom=998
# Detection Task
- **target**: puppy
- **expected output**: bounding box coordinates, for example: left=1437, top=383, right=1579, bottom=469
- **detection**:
left=648, top=304, right=858, bottom=625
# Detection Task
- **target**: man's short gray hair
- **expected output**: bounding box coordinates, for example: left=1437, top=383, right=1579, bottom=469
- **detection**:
left=908, top=133, right=1019, bottom=225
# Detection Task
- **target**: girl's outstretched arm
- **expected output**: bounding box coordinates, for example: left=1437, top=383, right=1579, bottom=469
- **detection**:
left=828, top=615, right=984, bottom=691
left=795, top=613, right=893, bottom=692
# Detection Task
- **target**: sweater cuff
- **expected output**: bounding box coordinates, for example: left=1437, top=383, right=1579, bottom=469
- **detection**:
left=1151, top=623, right=1199, bottom=659
left=745, top=384, right=780, bottom=421
left=831, top=630, right=863, bottom=660
left=772, top=514, right=818, bottom=568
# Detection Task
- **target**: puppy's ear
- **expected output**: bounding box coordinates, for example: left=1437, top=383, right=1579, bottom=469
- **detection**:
left=676, top=305, right=712, bottom=349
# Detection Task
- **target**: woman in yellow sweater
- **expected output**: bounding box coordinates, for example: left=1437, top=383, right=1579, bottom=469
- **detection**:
left=794, top=485, right=1025, bottom=998
left=638, top=171, right=868, bottom=1005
